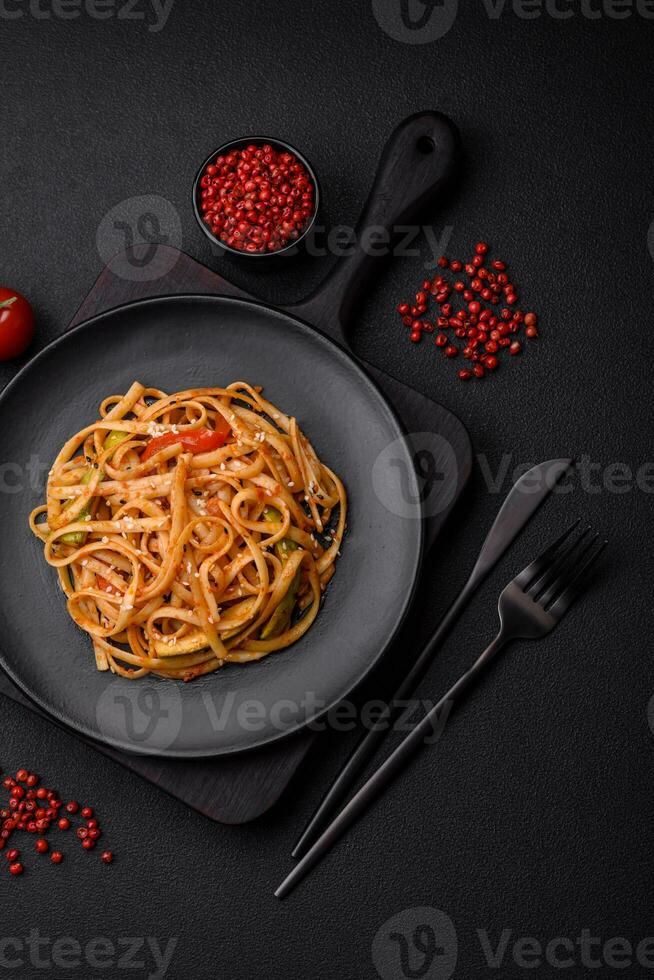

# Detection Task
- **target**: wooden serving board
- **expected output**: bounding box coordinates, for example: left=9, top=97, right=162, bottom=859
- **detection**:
left=0, top=245, right=471, bottom=822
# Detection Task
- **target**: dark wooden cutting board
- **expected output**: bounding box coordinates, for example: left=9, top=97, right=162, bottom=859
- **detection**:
left=0, top=244, right=472, bottom=822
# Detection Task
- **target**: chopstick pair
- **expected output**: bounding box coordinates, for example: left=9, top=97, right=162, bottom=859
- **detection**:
left=274, top=458, right=572, bottom=896
left=276, top=513, right=606, bottom=898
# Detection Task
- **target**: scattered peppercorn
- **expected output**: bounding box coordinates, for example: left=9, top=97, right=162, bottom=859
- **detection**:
left=0, top=768, right=112, bottom=877
left=397, top=243, right=540, bottom=379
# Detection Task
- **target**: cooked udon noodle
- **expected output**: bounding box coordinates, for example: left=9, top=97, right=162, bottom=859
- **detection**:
left=29, top=382, right=346, bottom=681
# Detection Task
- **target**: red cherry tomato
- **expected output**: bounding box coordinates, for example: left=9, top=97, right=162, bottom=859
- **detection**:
left=0, top=288, right=35, bottom=361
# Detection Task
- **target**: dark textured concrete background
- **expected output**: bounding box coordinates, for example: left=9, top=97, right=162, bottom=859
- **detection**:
left=1, top=2, right=653, bottom=977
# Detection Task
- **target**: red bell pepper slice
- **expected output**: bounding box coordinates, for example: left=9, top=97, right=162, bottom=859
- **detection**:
left=140, top=420, right=231, bottom=462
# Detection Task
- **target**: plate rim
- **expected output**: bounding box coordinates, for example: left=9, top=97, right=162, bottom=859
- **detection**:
left=0, top=293, right=425, bottom=757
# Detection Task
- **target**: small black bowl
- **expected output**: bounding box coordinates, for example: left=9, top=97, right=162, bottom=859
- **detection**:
left=192, top=136, right=321, bottom=262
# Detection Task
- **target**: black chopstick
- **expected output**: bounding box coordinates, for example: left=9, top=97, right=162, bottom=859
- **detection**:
left=291, top=592, right=467, bottom=859
left=275, top=644, right=497, bottom=898
left=290, top=457, right=573, bottom=860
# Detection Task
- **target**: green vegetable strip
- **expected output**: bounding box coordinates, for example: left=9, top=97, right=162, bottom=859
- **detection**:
left=103, top=429, right=132, bottom=452
left=59, top=430, right=131, bottom=547
left=260, top=506, right=301, bottom=639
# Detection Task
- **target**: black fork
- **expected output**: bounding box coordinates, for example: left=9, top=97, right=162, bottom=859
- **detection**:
left=275, top=521, right=607, bottom=899
left=493, top=519, right=606, bottom=644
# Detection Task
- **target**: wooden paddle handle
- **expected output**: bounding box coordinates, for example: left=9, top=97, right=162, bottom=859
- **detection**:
left=284, top=111, right=460, bottom=346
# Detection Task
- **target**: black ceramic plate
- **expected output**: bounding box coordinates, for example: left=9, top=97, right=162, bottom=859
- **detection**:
left=0, top=295, right=423, bottom=757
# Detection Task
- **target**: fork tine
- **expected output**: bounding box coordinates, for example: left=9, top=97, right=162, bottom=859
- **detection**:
left=536, top=531, right=598, bottom=606
left=514, top=519, right=581, bottom=591
left=546, top=539, right=607, bottom=618
left=528, top=526, right=593, bottom=599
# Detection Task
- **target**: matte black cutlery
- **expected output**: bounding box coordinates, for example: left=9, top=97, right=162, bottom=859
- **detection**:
left=292, top=457, right=573, bottom=860
left=276, top=520, right=605, bottom=898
